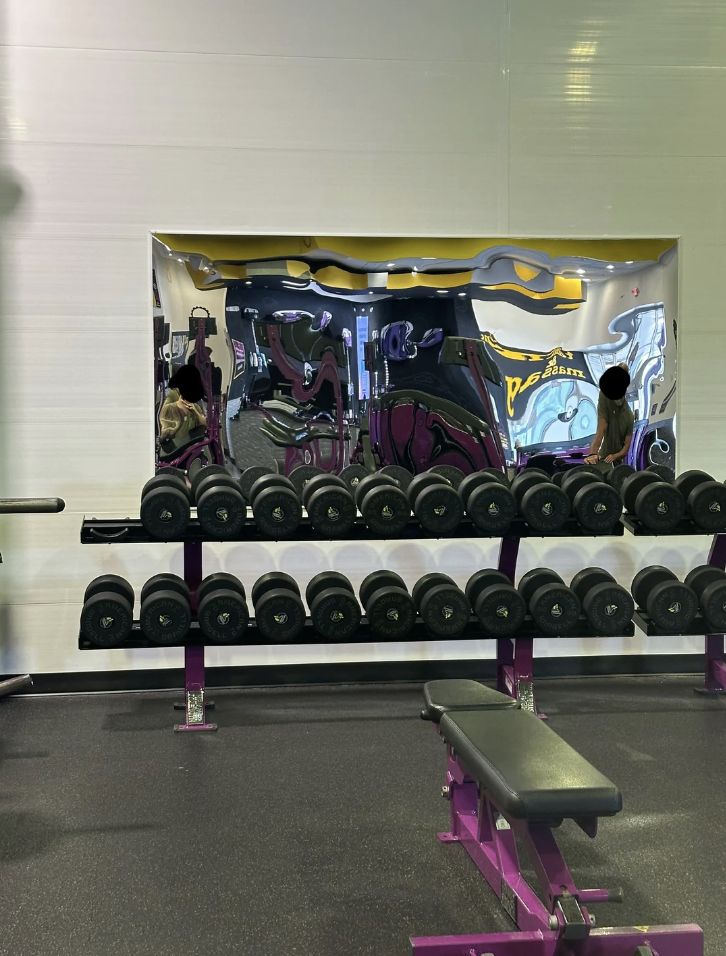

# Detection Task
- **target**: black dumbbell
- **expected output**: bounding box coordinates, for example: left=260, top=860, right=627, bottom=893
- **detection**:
left=249, top=474, right=302, bottom=538
left=301, top=474, right=356, bottom=538
left=155, top=465, right=188, bottom=482
left=412, top=573, right=470, bottom=638
left=465, top=569, right=526, bottom=636
left=518, top=568, right=581, bottom=635
left=510, top=471, right=570, bottom=533
left=239, top=465, right=274, bottom=502
left=80, top=575, right=135, bottom=648
left=140, top=574, right=192, bottom=645
left=189, top=464, right=229, bottom=500
left=380, top=464, right=414, bottom=491
left=306, top=571, right=362, bottom=641
left=458, top=472, right=517, bottom=534
left=481, top=467, right=509, bottom=486
left=355, top=474, right=410, bottom=537
left=339, top=463, right=370, bottom=494
left=428, top=464, right=466, bottom=489
left=605, top=463, right=635, bottom=493
left=560, top=470, right=622, bottom=533
left=407, top=473, right=464, bottom=536
left=288, top=464, right=324, bottom=497
left=569, top=568, right=634, bottom=635
left=647, top=463, right=675, bottom=482
left=251, top=572, right=306, bottom=643
left=631, top=566, right=698, bottom=633
left=196, top=573, right=249, bottom=644
left=621, top=471, right=685, bottom=532
left=674, top=470, right=726, bottom=532
left=359, top=570, right=416, bottom=640
left=140, top=473, right=191, bottom=539
left=684, top=565, right=726, bottom=632
left=552, top=464, right=599, bottom=488
left=194, top=470, right=247, bottom=539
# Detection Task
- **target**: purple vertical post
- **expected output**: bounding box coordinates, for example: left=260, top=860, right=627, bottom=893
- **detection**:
left=698, top=533, right=726, bottom=695
left=497, top=538, right=528, bottom=703
left=174, top=541, right=217, bottom=732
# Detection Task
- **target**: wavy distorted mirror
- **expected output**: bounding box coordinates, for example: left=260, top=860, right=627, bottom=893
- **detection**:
left=150, top=234, right=677, bottom=479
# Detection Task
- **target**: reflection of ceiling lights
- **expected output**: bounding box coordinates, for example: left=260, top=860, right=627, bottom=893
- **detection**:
left=576, top=268, right=585, bottom=275
left=607, top=264, right=614, bottom=270
left=437, top=290, right=447, bottom=294
left=387, top=262, right=395, bottom=268
left=458, top=292, right=467, bottom=298
left=570, top=40, right=598, bottom=59
left=626, top=260, right=634, bottom=264
left=245, top=281, right=252, bottom=286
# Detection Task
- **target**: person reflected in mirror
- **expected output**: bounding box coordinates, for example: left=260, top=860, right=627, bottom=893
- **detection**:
left=158, top=364, right=208, bottom=445
left=584, top=362, right=634, bottom=472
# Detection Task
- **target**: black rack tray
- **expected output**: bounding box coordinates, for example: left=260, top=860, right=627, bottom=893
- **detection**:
left=633, top=610, right=717, bottom=637
left=622, top=516, right=719, bottom=537
left=80, top=515, right=625, bottom=545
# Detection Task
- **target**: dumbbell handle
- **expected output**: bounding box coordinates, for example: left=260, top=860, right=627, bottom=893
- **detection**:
left=0, top=497, right=65, bottom=514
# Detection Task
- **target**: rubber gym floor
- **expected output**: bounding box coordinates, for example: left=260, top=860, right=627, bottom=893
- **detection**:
left=0, top=675, right=723, bottom=956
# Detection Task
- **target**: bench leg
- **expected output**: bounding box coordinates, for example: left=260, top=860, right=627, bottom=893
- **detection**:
left=411, top=925, right=702, bottom=955
left=410, top=930, right=557, bottom=954
left=439, top=756, right=478, bottom=844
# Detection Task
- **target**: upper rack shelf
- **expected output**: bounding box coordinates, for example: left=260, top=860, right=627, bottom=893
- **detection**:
left=80, top=514, right=626, bottom=545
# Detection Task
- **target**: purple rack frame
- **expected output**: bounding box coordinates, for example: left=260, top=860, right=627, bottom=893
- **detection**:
left=411, top=729, right=703, bottom=955
left=173, top=541, right=217, bottom=732
left=698, top=533, right=726, bottom=696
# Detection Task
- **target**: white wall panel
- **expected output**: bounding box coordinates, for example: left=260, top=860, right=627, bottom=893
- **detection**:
left=678, top=241, right=725, bottom=333
left=509, top=0, right=726, bottom=68
left=5, top=238, right=149, bottom=319
left=1, top=421, right=153, bottom=511
left=1, top=326, right=149, bottom=422
left=510, top=66, right=726, bottom=158
left=509, top=156, right=726, bottom=242
left=6, top=0, right=504, bottom=62
left=7, top=143, right=504, bottom=241
left=8, top=48, right=500, bottom=156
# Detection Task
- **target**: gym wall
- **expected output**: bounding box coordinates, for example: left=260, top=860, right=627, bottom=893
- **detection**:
left=0, top=0, right=723, bottom=678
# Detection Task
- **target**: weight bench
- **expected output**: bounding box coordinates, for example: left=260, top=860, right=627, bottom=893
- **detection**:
left=414, top=679, right=703, bottom=956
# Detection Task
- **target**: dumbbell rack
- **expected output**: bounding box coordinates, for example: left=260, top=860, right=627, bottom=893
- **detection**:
left=80, top=513, right=629, bottom=727
left=623, top=516, right=726, bottom=696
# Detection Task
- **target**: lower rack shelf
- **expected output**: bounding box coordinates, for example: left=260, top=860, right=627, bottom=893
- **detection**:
left=79, top=615, right=636, bottom=651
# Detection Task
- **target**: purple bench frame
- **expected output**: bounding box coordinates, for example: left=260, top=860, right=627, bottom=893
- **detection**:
left=412, top=720, right=703, bottom=956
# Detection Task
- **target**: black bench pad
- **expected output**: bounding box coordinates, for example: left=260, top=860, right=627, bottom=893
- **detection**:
left=440, top=709, right=622, bottom=821
left=423, top=680, right=518, bottom=723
